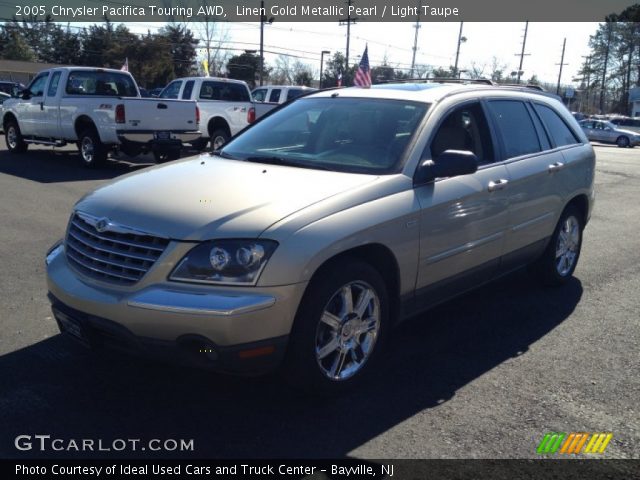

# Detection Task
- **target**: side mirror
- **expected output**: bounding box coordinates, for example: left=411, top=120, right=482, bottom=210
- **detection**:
left=414, top=150, right=478, bottom=186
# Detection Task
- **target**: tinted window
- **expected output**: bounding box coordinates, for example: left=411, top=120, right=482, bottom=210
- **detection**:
left=252, top=88, right=267, bottom=102
left=182, top=80, right=195, bottom=99
left=526, top=103, right=551, bottom=150
left=269, top=89, right=282, bottom=103
left=535, top=104, right=579, bottom=147
left=160, top=80, right=182, bottom=99
left=430, top=102, right=495, bottom=165
left=47, top=72, right=61, bottom=97
left=199, top=81, right=250, bottom=101
left=28, top=73, right=49, bottom=97
left=222, top=98, right=429, bottom=174
left=286, top=88, right=304, bottom=101
left=66, top=71, right=137, bottom=96
left=488, top=100, right=541, bottom=158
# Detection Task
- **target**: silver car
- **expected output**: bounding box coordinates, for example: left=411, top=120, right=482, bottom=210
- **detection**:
left=579, top=119, right=640, bottom=147
left=46, top=82, right=595, bottom=392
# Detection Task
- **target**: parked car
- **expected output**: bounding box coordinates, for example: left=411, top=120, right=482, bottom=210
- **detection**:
left=159, top=76, right=254, bottom=150
left=0, top=92, right=10, bottom=133
left=252, top=85, right=317, bottom=119
left=579, top=119, right=640, bottom=147
left=0, top=80, right=25, bottom=97
left=46, top=81, right=595, bottom=392
left=608, top=116, right=640, bottom=134
left=2, top=67, right=201, bottom=166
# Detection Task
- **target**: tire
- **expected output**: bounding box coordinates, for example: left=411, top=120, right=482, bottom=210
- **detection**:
left=190, top=138, right=209, bottom=152
left=209, top=128, right=230, bottom=151
left=283, top=259, right=389, bottom=394
left=77, top=129, right=107, bottom=168
left=153, top=147, right=181, bottom=163
left=616, top=136, right=630, bottom=148
left=5, top=120, right=28, bottom=153
left=532, top=205, right=584, bottom=286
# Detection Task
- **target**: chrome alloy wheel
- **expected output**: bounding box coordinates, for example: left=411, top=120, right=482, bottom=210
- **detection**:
left=315, top=281, right=381, bottom=381
left=7, top=126, right=18, bottom=149
left=555, top=215, right=580, bottom=276
left=212, top=135, right=226, bottom=151
left=81, top=136, right=94, bottom=163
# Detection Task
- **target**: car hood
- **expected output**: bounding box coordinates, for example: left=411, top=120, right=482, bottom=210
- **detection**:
left=74, top=155, right=378, bottom=241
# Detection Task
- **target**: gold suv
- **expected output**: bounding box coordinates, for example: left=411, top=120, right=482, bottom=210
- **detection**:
left=46, top=81, right=595, bottom=393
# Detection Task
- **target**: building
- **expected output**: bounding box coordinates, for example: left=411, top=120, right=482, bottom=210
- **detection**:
left=0, top=59, right=63, bottom=85
left=630, top=87, right=640, bottom=117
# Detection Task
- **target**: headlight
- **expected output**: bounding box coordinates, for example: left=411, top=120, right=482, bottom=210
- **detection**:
left=170, top=239, right=278, bottom=285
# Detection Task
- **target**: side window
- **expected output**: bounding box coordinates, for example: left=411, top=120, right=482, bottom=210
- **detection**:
left=252, top=88, right=267, bottom=102
left=286, top=88, right=303, bottom=101
left=47, top=72, right=62, bottom=97
left=488, top=100, right=541, bottom=158
left=182, top=80, right=194, bottom=100
left=534, top=104, right=579, bottom=147
left=269, top=89, right=281, bottom=103
left=28, top=73, right=49, bottom=97
left=430, top=102, right=495, bottom=166
left=160, top=81, right=182, bottom=99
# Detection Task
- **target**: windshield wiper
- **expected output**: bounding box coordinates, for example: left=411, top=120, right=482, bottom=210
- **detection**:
left=211, top=150, right=239, bottom=159
left=245, top=156, right=329, bottom=170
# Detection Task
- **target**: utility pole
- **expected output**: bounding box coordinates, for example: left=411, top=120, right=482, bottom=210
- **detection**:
left=319, top=50, right=330, bottom=88
left=410, top=1, right=421, bottom=78
left=339, top=0, right=358, bottom=85
left=556, top=38, right=568, bottom=95
left=453, top=22, right=464, bottom=76
left=259, top=0, right=265, bottom=86
left=514, top=21, right=530, bottom=84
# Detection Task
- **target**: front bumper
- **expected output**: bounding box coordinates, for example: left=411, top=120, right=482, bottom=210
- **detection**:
left=45, top=242, right=307, bottom=374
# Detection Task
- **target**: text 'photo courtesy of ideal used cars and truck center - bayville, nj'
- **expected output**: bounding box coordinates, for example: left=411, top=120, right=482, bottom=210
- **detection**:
left=0, top=0, right=639, bottom=478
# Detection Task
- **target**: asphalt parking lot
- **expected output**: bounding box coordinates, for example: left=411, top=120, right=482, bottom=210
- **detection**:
left=0, top=142, right=638, bottom=459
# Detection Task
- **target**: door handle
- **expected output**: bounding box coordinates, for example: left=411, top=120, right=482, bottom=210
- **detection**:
left=157, top=103, right=168, bottom=109
left=488, top=179, right=508, bottom=192
left=548, top=161, right=565, bottom=173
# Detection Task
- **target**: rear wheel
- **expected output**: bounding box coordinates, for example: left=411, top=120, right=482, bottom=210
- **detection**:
left=284, top=259, right=389, bottom=394
left=5, top=120, right=28, bottom=153
left=616, top=136, right=630, bottom=148
left=78, top=129, right=107, bottom=168
left=532, top=205, right=584, bottom=286
left=210, top=128, right=230, bottom=151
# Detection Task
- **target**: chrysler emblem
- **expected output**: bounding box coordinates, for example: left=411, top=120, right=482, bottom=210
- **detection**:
left=95, top=218, right=110, bottom=233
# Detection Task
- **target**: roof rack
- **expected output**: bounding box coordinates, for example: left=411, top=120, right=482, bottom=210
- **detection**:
left=499, top=83, right=546, bottom=91
left=377, top=77, right=495, bottom=85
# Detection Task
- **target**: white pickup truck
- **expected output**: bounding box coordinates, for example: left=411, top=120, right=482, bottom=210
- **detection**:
left=2, top=67, right=201, bottom=166
left=251, top=85, right=316, bottom=119
left=159, top=76, right=254, bottom=150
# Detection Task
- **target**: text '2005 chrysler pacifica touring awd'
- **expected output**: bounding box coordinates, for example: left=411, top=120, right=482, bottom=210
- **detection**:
left=46, top=81, right=595, bottom=393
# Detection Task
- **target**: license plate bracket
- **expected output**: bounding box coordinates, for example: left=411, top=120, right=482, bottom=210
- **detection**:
left=154, top=131, right=171, bottom=140
left=53, top=308, right=89, bottom=345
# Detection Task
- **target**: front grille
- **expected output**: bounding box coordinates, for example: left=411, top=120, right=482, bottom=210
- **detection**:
left=65, top=213, right=170, bottom=285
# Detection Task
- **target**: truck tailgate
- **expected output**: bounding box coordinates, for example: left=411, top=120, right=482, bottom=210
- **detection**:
left=122, top=98, right=198, bottom=131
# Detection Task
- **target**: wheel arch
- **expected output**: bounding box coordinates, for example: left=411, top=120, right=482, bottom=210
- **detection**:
left=207, top=116, right=231, bottom=137
left=564, top=193, right=590, bottom=227
left=74, top=115, right=98, bottom=140
left=2, top=111, right=19, bottom=130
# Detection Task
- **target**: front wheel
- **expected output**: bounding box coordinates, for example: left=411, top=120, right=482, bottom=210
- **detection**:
left=78, top=129, right=107, bottom=168
left=5, top=120, right=28, bottom=153
left=532, top=206, right=584, bottom=286
left=284, top=259, right=389, bottom=394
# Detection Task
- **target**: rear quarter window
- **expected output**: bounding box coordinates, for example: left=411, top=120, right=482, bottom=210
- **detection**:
left=199, top=81, right=250, bottom=102
left=534, top=103, right=580, bottom=147
left=66, top=71, right=138, bottom=96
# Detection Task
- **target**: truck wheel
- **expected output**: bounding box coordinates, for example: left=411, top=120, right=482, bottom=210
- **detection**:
left=531, top=205, right=584, bottom=286
left=78, top=129, right=107, bottom=168
left=5, top=120, right=28, bottom=153
left=283, top=259, right=389, bottom=394
left=210, top=128, right=230, bottom=151
left=153, top=147, right=181, bottom=163
left=616, top=136, right=630, bottom=148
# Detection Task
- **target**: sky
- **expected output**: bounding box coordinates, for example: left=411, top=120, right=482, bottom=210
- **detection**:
left=123, top=21, right=601, bottom=86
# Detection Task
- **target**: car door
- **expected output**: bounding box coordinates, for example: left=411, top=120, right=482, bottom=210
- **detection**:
left=487, top=99, right=566, bottom=270
left=413, top=101, right=509, bottom=307
left=591, top=121, right=607, bottom=142
left=41, top=70, right=62, bottom=138
left=18, top=71, right=49, bottom=136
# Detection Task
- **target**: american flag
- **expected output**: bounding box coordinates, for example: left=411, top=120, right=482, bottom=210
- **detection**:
left=120, top=58, right=128, bottom=72
left=354, top=46, right=371, bottom=88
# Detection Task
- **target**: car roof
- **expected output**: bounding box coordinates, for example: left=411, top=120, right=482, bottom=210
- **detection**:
left=175, top=76, right=248, bottom=85
left=306, top=82, right=561, bottom=104
left=253, top=85, right=316, bottom=90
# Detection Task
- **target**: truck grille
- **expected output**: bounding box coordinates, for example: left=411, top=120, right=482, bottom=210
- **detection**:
left=65, top=213, right=169, bottom=285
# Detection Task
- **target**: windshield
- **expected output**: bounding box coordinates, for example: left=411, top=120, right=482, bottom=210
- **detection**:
left=221, top=97, right=429, bottom=174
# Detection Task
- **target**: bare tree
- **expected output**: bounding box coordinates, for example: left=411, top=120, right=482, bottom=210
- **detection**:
left=194, top=3, right=231, bottom=76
